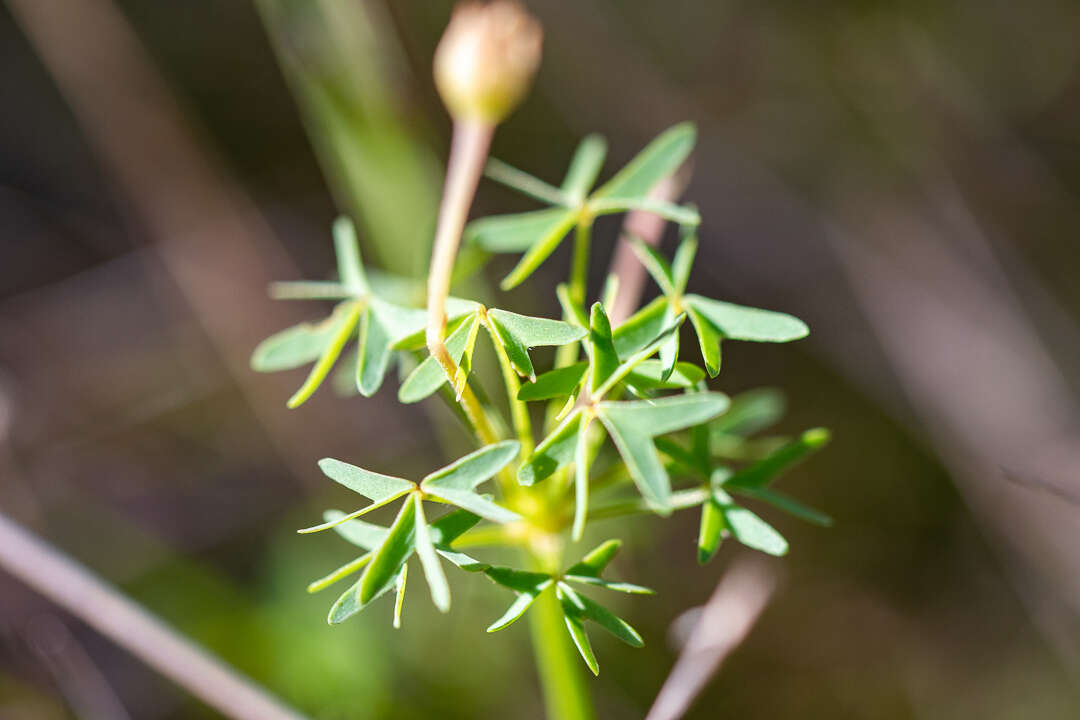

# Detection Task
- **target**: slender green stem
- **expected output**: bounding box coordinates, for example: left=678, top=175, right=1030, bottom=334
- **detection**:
left=568, top=216, right=592, bottom=308
left=485, top=320, right=534, bottom=457
left=526, top=549, right=594, bottom=720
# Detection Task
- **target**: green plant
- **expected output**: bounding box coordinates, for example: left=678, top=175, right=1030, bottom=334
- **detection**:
left=251, top=3, right=829, bottom=717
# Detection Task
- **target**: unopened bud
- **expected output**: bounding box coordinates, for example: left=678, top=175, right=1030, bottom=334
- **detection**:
left=434, top=1, right=542, bottom=124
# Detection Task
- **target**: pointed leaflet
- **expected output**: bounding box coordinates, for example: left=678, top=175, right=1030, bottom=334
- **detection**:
left=559, top=583, right=644, bottom=648
left=563, top=610, right=599, bottom=676
left=269, top=281, right=351, bottom=301
left=332, top=216, right=368, bottom=294
left=588, top=303, right=620, bottom=393
left=385, top=296, right=478, bottom=351
left=697, top=497, right=726, bottom=564
left=487, top=308, right=586, bottom=380
left=628, top=238, right=676, bottom=297
left=671, top=228, right=697, bottom=295
left=358, top=496, right=417, bottom=605
left=684, top=294, right=808, bottom=343
left=566, top=540, right=621, bottom=578
left=429, top=509, right=489, bottom=572
left=466, top=208, right=576, bottom=253
left=298, top=460, right=414, bottom=534
left=324, top=510, right=390, bottom=550
left=572, top=416, right=592, bottom=540
left=713, top=488, right=788, bottom=556
left=421, top=441, right=521, bottom=524
left=452, top=308, right=483, bottom=397
left=518, top=409, right=582, bottom=486
left=556, top=282, right=589, bottom=328
left=657, top=306, right=680, bottom=382
left=562, top=134, right=607, bottom=199
left=483, top=158, right=568, bottom=206
left=687, top=305, right=721, bottom=377
left=307, top=554, right=372, bottom=594
left=393, top=563, right=407, bottom=629
left=286, top=302, right=363, bottom=408
left=590, top=197, right=700, bottom=226
left=624, top=360, right=705, bottom=393
left=327, top=564, right=405, bottom=625
left=485, top=566, right=554, bottom=632
left=724, top=428, right=830, bottom=490
left=412, top=495, right=451, bottom=612
left=356, top=305, right=393, bottom=396
left=597, top=393, right=730, bottom=511
left=251, top=316, right=340, bottom=372
left=612, top=297, right=668, bottom=358
left=518, top=362, right=587, bottom=402
left=591, top=122, right=696, bottom=201
left=398, top=312, right=479, bottom=403
left=500, top=213, right=582, bottom=290
left=733, top=485, right=832, bottom=527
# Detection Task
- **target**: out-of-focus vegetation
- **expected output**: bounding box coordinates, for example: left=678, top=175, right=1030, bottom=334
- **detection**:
left=2, top=0, right=1079, bottom=718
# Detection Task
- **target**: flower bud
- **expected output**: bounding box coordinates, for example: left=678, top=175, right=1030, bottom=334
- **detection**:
left=434, top=1, right=542, bottom=124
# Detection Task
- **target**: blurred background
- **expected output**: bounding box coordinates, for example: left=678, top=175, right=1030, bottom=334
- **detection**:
left=2, top=0, right=1080, bottom=717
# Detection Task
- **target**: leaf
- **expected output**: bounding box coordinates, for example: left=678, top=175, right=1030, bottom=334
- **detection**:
left=317, top=459, right=415, bottom=505
left=500, top=212, right=582, bottom=290
left=559, top=596, right=598, bottom=675
left=591, top=197, right=701, bottom=225
left=565, top=539, right=621, bottom=578
left=588, top=303, right=620, bottom=393
left=307, top=554, right=371, bottom=594
left=733, top=485, right=832, bottom=527
left=627, top=238, right=675, bottom=297
left=358, top=496, right=417, bottom=605
left=487, top=588, right=547, bottom=633
left=251, top=318, right=338, bottom=372
left=562, top=134, right=607, bottom=199
left=486, top=566, right=554, bottom=593
left=572, top=415, right=592, bottom=541
left=488, top=309, right=586, bottom=380
left=269, top=281, right=352, bottom=301
left=724, top=428, right=830, bottom=490
left=453, top=308, right=483, bottom=397
left=562, top=576, right=654, bottom=595
left=591, top=122, right=696, bottom=201
left=556, top=283, right=589, bottom=328
left=412, top=496, right=451, bottom=612
left=483, top=158, right=568, bottom=205
left=595, top=315, right=686, bottom=399
left=596, top=412, right=670, bottom=512
left=327, top=569, right=399, bottom=625
left=356, top=306, right=393, bottom=396
left=467, top=208, right=576, bottom=253
left=324, top=510, right=390, bottom=550
left=657, top=306, right=680, bottom=381
left=421, top=441, right=522, bottom=523
left=684, top=294, right=809, bottom=343
left=711, top=388, right=786, bottom=436
left=518, top=409, right=582, bottom=486
left=559, top=584, right=644, bottom=648
left=518, top=362, right=587, bottom=402
left=398, top=312, right=479, bottom=403
left=612, top=297, right=669, bottom=358
left=697, top=497, right=725, bottom=564
left=716, top=490, right=788, bottom=556
left=624, top=360, right=705, bottom=392
left=385, top=296, right=477, bottom=351
left=428, top=508, right=483, bottom=546
left=671, top=229, right=697, bottom=295
left=287, top=302, right=363, bottom=408
left=393, top=563, right=407, bottom=628
left=687, top=306, right=722, bottom=378
left=332, top=216, right=368, bottom=294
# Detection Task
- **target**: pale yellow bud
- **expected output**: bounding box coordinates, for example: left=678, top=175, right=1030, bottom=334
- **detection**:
left=433, top=1, right=542, bottom=123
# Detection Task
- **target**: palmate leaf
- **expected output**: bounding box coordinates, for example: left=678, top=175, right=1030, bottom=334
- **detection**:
left=421, top=440, right=522, bottom=524
left=469, top=124, right=700, bottom=290
left=557, top=583, right=644, bottom=675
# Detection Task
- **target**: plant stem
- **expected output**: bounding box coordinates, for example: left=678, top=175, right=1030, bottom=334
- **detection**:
left=425, top=118, right=499, bottom=445
left=486, top=320, right=535, bottom=457
left=527, top=551, right=595, bottom=720
left=568, top=217, right=592, bottom=308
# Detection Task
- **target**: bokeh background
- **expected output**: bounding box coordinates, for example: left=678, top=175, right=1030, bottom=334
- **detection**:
left=3, top=0, right=1080, bottom=718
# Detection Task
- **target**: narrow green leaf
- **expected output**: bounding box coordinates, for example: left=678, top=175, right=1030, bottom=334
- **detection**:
left=560, top=599, right=599, bottom=675
left=413, top=496, right=451, bottom=612
left=625, top=360, right=705, bottom=392
left=486, top=566, right=554, bottom=593
left=333, top=217, right=368, bottom=294
left=601, top=274, right=620, bottom=311
left=657, top=307, right=680, bottom=381
left=468, top=208, right=576, bottom=253
left=316, top=458, right=414, bottom=504
left=715, top=489, right=788, bottom=556
left=487, top=587, right=547, bottom=633
left=426, top=489, right=520, bottom=525
left=732, top=485, right=832, bottom=527
left=588, top=303, right=620, bottom=393
left=565, top=539, right=621, bottom=578
left=591, top=197, right=701, bottom=226
left=562, top=134, right=608, bottom=200
left=428, top=508, right=482, bottom=546
left=287, top=303, right=363, bottom=408
left=398, top=312, right=478, bottom=403
left=654, top=437, right=709, bottom=476
left=671, top=229, right=697, bottom=295
left=251, top=318, right=338, bottom=372
left=598, top=392, right=730, bottom=437
left=559, top=583, right=644, bottom=648
left=687, top=306, right=721, bottom=377
left=323, top=510, right=390, bottom=550
left=500, top=213, right=583, bottom=290
left=612, top=296, right=669, bottom=358
left=437, top=548, right=489, bottom=572
left=591, top=122, right=696, bottom=201
left=422, top=441, right=521, bottom=493
left=269, top=281, right=351, bottom=300
left=596, top=413, right=671, bottom=512
left=518, top=362, right=587, bottom=402
left=452, top=308, right=483, bottom=398
left=697, top=497, right=725, bottom=564
left=563, top=576, right=654, bottom=595
left=358, top=496, right=417, bottom=605
left=556, top=283, right=589, bottom=328
left=519, top=409, right=582, bottom=486
left=393, top=563, right=407, bottom=629
left=572, top=416, right=592, bottom=541
left=684, top=294, right=809, bottom=343
left=327, top=572, right=395, bottom=625
left=724, top=428, right=830, bottom=490
left=488, top=308, right=587, bottom=379
left=627, top=238, right=675, bottom=297
left=483, top=158, right=569, bottom=206
left=307, top=554, right=371, bottom=594
left=384, top=297, right=478, bottom=351
left=357, top=306, right=393, bottom=396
